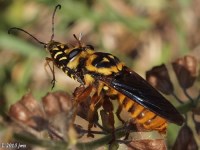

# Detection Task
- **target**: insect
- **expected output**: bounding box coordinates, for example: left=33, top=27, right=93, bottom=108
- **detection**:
left=8, top=4, right=184, bottom=138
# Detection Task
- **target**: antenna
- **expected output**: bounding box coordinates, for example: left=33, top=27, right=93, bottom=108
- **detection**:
left=8, top=4, right=62, bottom=46
left=8, top=27, right=46, bottom=45
left=51, top=4, right=61, bottom=41
left=73, top=34, right=82, bottom=47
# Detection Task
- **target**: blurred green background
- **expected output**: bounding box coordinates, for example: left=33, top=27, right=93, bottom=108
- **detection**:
left=0, top=0, right=200, bottom=149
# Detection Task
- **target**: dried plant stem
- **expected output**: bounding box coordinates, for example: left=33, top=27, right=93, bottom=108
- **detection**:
left=95, top=122, right=109, bottom=133
left=14, top=133, right=69, bottom=149
left=48, top=125, right=64, bottom=140
left=171, top=92, right=184, bottom=104
left=196, top=91, right=200, bottom=103
left=78, top=128, right=107, bottom=135
left=14, top=129, right=126, bottom=150
left=183, top=89, right=194, bottom=102
left=177, top=98, right=199, bottom=114
left=76, top=129, right=125, bottom=149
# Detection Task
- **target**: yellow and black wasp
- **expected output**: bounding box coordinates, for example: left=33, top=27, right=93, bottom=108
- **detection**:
left=8, top=5, right=184, bottom=138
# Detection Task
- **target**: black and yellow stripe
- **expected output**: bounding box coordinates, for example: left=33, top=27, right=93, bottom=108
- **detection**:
left=117, top=93, right=167, bottom=132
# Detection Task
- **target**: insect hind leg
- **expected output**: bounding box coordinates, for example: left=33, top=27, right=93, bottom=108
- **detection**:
left=73, top=86, right=103, bottom=137
left=116, top=94, right=126, bottom=123
left=102, top=96, right=116, bottom=143
left=116, top=104, right=125, bottom=123
left=87, top=92, right=103, bottom=137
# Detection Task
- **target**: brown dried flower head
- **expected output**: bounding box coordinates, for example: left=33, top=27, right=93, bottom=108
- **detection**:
left=9, top=93, right=45, bottom=130
left=172, top=55, right=198, bottom=89
left=42, top=91, right=72, bottom=117
left=146, top=64, right=174, bottom=95
left=172, top=125, right=198, bottom=150
left=192, top=109, right=200, bottom=136
left=9, top=91, right=73, bottom=131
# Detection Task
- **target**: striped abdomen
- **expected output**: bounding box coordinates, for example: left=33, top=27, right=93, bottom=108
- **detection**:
left=118, top=93, right=167, bottom=133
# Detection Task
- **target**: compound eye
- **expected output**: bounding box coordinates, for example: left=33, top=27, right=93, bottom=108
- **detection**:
left=50, top=44, right=59, bottom=51
left=86, top=44, right=94, bottom=50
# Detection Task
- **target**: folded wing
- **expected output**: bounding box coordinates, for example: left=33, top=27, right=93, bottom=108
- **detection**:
left=101, top=67, right=184, bottom=125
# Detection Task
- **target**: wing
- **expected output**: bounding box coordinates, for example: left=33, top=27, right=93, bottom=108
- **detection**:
left=100, top=66, right=184, bottom=125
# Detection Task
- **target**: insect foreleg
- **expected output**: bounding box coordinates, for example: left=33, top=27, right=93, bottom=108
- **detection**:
left=45, top=57, right=56, bottom=89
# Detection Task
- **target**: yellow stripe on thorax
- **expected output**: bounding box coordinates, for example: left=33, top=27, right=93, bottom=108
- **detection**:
left=85, top=54, right=124, bottom=75
left=54, top=51, right=63, bottom=59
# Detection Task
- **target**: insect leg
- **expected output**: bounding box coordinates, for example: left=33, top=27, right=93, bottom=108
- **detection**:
left=45, top=57, right=56, bottom=89
left=73, top=85, right=93, bottom=104
left=102, top=96, right=115, bottom=143
left=87, top=92, right=103, bottom=137
left=116, top=105, right=125, bottom=123
left=63, top=66, right=84, bottom=85
left=71, top=86, right=93, bottom=129
left=72, top=85, right=93, bottom=119
left=116, top=94, right=126, bottom=123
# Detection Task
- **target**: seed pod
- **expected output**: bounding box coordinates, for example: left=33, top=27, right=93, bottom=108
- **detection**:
left=9, top=93, right=46, bottom=130
left=42, top=91, right=72, bottom=117
left=192, top=109, right=200, bottom=136
left=172, top=125, right=198, bottom=150
left=146, top=64, right=174, bottom=95
left=172, top=56, right=198, bottom=89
